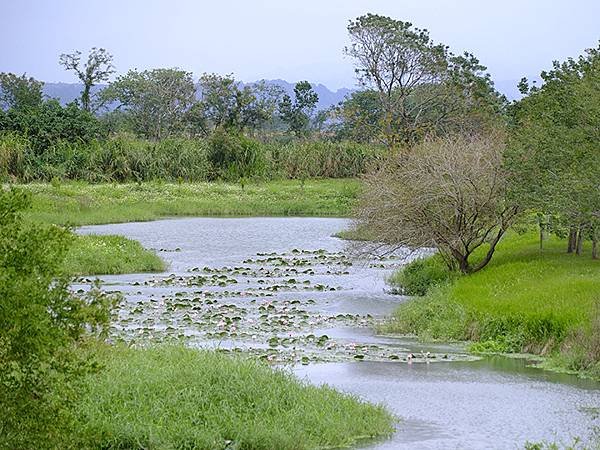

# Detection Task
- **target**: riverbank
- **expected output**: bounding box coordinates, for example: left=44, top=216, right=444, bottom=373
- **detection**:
left=22, top=179, right=360, bottom=226
left=18, top=179, right=359, bottom=275
left=71, top=345, right=394, bottom=449
left=381, top=231, right=600, bottom=380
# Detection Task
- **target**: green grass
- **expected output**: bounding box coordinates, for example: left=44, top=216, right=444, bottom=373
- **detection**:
left=19, top=179, right=361, bottom=226
left=14, top=179, right=359, bottom=275
left=73, top=346, right=395, bottom=449
left=63, top=234, right=166, bottom=276
left=382, top=231, right=600, bottom=378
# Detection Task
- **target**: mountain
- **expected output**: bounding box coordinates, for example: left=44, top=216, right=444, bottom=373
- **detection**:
left=42, top=80, right=354, bottom=111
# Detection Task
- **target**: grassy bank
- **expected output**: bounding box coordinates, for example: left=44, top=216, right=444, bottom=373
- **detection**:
left=382, top=232, right=600, bottom=379
left=73, top=346, right=394, bottom=449
left=21, top=179, right=360, bottom=226
left=16, top=179, right=358, bottom=275
left=64, top=234, right=165, bottom=276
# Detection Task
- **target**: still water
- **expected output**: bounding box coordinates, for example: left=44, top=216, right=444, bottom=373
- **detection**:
left=79, top=217, right=600, bottom=449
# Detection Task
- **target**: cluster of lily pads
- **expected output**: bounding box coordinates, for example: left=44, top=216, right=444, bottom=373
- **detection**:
left=76, top=247, right=471, bottom=365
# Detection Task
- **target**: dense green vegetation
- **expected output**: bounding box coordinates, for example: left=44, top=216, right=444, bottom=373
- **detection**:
left=74, top=346, right=394, bottom=449
left=23, top=179, right=360, bottom=226
left=0, top=132, right=382, bottom=183
left=383, top=232, right=600, bottom=378
left=0, top=189, right=117, bottom=449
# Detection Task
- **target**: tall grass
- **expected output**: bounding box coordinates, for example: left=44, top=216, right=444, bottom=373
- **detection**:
left=73, top=346, right=395, bottom=449
left=0, top=132, right=382, bottom=182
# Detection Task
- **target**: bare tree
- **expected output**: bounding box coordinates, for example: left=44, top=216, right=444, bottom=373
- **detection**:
left=357, top=133, right=520, bottom=273
left=59, top=47, right=115, bottom=112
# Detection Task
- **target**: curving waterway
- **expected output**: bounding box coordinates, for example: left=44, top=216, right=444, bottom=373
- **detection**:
left=78, top=217, right=600, bottom=449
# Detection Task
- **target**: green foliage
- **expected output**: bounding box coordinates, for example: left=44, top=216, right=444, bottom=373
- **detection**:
left=388, top=254, right=451, bottom=296
left=64, top=234, right=165, bottom=275
left=59, top=48, right=115, bottom=112
left=270, top=140, right=383, bottom=180
left=0, top=188, right=117, bottom=448
left=197, top=74, right=283, bottom=133
left=345, top=14, right=505, bottom=147
left=74, top=345, right=394, bottom=449
left=0, top=100, right=105, bottom=152
left=279, top=81, right=319, bottom=136
left=507, top=44, right=600, bottom=254
left=0, top=132, right=380, bottom=183
left=207, top=129, right=268, bottom=180
left=102, top=68, right=196, bottom=139
left=0, top=72, right=44, bottom=110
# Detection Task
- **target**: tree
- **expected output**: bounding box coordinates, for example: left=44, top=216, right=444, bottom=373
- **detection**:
left=195, top=74, right=282, bottom=134
left=59, top=47, right=115, bottom=112
left=0, top=73, right=44, bottom=111
left=278, top=81, right=319, bottom=136
left=507, top=44, right=600, bottom=258
left=345, top=14, right=504, bottom=147
left=0, top=99, right=104, bottom=152
left=331, top=90, right=384, bottom=143
left=102, top=68, right=196, bottom=140
left=0, top=189, right=116, bottom=448
left=357, top=134, right=520, bottom=273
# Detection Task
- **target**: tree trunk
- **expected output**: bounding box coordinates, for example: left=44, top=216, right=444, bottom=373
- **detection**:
left=593, top=233, right=598, bottom=260
left=470, top=229, right=506, bottom=274
left=576, top=226, right=584, bottom=256
left=567, top=227, right=577, bottom=253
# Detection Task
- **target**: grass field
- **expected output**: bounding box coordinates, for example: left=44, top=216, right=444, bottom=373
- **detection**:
left=21, top=179, right=360, bottom=226
left=74, top=346, right=395, bottom=449
left=63, top=234, right=166, bottom=275
left=382, top=231, right=600, bottom=378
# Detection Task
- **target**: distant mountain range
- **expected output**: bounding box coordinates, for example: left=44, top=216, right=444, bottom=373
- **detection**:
left=41, top=78, right=521, bottom=111
left=42, top=80, right=355, bottom=111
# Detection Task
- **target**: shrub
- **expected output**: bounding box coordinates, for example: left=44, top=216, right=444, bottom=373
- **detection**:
left=389, top=254, right=450, bottom=296
left=0, top=188, right=117, bottom=449
left=208, top=129, right=268, bottom=180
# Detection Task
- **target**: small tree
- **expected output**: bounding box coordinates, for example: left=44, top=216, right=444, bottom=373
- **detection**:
left=0, top=73, right=44, bottom=111
left=357, top=133, right=520, bottom=273
left=59, top=47, right=115, bottom=112
left=278, top=81, right=319, bottom=136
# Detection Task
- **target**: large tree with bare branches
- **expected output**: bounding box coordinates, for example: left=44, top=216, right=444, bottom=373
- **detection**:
left=357, top=134, right=520, bottom=273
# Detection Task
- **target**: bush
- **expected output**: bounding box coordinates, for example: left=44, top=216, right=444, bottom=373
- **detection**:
left=389, top=254, right=451, bottom=296
left=208, top=129, right=268, bottom=180
left=0, top=100, right=105, bottom=152
left=0, top=188, right=116, bottom=449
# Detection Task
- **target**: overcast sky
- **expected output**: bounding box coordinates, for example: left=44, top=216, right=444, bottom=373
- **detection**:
left=1, top=0, right=599, bottom=93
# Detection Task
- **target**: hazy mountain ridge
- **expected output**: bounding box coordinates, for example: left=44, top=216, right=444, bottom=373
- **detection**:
left=42, top=80, right=355, bottom=111
left=41, top=77, right=521, bottom=111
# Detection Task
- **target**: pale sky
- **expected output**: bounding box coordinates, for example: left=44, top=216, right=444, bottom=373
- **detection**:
left=1, top=0, right=599, bottom=94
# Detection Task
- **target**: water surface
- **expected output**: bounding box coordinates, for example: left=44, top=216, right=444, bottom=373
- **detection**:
left=79, top=217, right=600, bottom=449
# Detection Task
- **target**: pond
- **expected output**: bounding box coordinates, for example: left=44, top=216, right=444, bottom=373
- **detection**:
left=78, top=217, right=600, bottom=449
